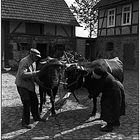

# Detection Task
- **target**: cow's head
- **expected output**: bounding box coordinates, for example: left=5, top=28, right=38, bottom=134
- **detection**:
left=64, top=63, right=107, bottom=96
left=64, top=64, right=88, bottom=91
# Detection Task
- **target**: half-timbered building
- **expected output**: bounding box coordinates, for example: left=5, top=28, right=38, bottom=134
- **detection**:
left=95, top=0, right=139, bottom=69
left=1, top=0, right=79, bottom=69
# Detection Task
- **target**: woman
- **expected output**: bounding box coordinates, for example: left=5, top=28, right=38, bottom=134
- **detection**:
left=92, top=67, right=125, bottom=132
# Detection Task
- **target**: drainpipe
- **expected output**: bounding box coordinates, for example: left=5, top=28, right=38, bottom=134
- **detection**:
left=2, top=51, right=5, bottom=69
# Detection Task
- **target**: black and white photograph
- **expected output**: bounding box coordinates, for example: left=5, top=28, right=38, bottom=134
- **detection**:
left=1, top=0, right=139, bottom=139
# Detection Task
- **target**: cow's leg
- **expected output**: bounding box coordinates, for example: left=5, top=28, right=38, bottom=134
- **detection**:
left=72, top=91, right=79, bottom=103
left=50, top=95, right=55, bottom=116
left=120, top=88, right=125, bottom=115
left=43, top=91, right=46, bottom=104
left=91, top=96, right=97, bottom=116
left=39, top=86, right=44, bottom=113
left=50, top=86, right=59, bottom=116
left=48, top=88, right=56, bottom=116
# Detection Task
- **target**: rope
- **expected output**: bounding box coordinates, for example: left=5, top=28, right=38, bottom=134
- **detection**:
left=67, top=73, right=81, bottom=88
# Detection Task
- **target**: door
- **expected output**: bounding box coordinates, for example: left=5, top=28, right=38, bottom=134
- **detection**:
left=85, top=39, right=96, bottom=61
left=123, top=43, right=135, bottom=69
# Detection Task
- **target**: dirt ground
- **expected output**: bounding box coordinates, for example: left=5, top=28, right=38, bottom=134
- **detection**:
left=1, top=70, right=139, bottom=139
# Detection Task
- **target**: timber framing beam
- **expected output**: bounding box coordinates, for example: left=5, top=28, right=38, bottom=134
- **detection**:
left=61, top=25, right=70, bottom=37
left=11, top=21, right=23, bottom=34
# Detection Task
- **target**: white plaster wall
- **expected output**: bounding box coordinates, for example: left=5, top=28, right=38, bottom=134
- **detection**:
left=99, top=9, right=107, bottom=18
left=99, top=19, right=103, bottom=29
left=132, top=26, right=138, bottom=34
left=122, top=27, right=130, bottom=34
left=116, top=27, right=121, bottom=35
left=133, top=0, right=139, bottom=11
left=132, top=12, right=139, bottom=24
left=107, top=28, right=114, bottom=35
left=101, top=29, right=106, bottom=36
left=116, top=15, right=121, bottom=26
left=116, top=6, right=122, bottom=14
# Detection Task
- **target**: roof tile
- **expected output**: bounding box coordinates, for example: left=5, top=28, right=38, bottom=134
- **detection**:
left=96, top=0, right=136, bottom=8
left=2, top=0, right=79, bottom=26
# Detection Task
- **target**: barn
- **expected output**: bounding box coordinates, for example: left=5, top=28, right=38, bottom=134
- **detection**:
left=1, top=0, right=79, bottom=69
left=95, top=0, right=139, bottom=70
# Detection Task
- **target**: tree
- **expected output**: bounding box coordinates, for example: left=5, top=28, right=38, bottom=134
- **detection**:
left=70, top=0, right=99, bottom=38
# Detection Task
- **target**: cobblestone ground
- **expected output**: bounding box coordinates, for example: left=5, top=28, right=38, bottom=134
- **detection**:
left=1, top=70, right=139, bottom=140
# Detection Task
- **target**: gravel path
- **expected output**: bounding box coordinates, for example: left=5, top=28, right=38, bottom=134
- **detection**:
left=1, top=70, right=139, bottom=140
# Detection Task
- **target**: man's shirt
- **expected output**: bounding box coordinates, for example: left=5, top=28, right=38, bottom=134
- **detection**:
left=15, top=55, right=36, bottom=92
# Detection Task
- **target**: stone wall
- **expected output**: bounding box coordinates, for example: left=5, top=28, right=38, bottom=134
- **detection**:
left=96, top=35, right=139, bottom=70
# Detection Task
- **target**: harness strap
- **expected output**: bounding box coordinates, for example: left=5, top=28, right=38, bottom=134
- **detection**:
left=104, top=59, right=112, bottom=73
left=67, top=74, right=81, bottom=88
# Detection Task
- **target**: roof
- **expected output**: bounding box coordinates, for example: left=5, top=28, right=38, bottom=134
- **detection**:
left=1, top=0, right=79, bottom=26
left=95, top=0, right=136, bottom=9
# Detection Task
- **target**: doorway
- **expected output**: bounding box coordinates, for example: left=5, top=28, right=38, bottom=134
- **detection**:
left=85, top=39, right=96, bottom=61
left=123, top=43, right=135, bottom=69
left=37, top=43, right=48, bottom=59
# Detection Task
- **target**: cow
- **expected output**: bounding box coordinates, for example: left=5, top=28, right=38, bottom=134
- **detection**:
left=35, top=57, right=63, bottom=116
left=64, top=57, right=125, bottom=116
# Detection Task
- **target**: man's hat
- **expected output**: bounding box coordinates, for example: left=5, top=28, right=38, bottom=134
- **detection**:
left=30, top=48, right=41, bottom=58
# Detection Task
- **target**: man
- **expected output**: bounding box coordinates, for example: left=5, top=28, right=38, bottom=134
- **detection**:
left=91, top=67, right=125, bottom=132
left=15, top=48, right=46, bottom=129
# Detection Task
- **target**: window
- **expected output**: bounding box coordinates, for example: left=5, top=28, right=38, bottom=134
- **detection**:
left=107, top=8, right=116, bottom=27
left=122, top=4, right=132, bottom=25
left=106, top=42, right=114, bottom=51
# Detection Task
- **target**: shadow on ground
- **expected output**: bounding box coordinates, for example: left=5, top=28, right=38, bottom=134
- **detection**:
left=2, top=70, right=139, bottom=140
left=13, top=107, right=104, bottom=140
left=2, top=106, right=23, bottom=134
